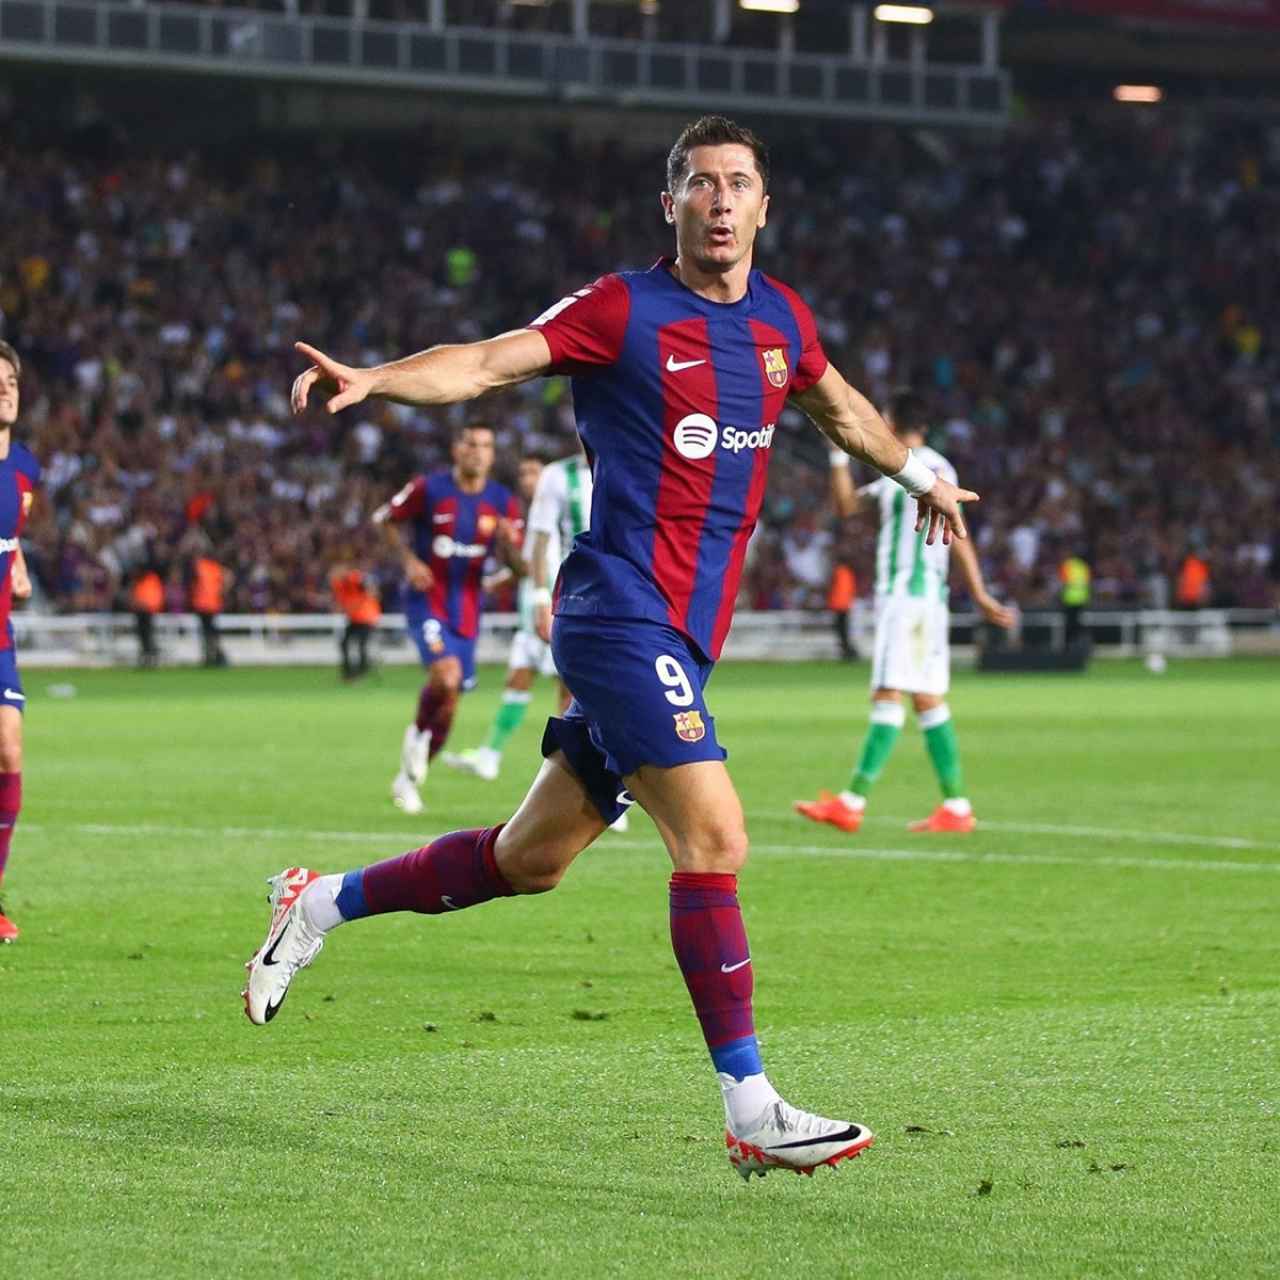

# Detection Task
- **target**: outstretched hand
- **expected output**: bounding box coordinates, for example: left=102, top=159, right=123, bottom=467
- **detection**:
left=291, top=342, right=377, bottom=415
left=914, top=476, right=978, bottom=546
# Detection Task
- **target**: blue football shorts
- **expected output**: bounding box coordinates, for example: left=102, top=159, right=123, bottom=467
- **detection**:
left=405, top=608, right=478, bottom=691
left=0, top=646, right=25, bottom=714
left=542, top=615, right=727, bottom=825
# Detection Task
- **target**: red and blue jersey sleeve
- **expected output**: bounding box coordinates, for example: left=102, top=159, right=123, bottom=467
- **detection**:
left=528, top=275, right=631, bottom=375
left=763, top=275, right=829, bottom=393
left=387, top=474, right=428, bottom=523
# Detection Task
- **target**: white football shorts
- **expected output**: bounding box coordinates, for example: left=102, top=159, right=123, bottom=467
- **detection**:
left=507, top=628, right=558, bottom=678
left=870, top=595, right=950, bottom=695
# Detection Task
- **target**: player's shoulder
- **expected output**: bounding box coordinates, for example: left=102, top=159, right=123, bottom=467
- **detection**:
left=918, top=445, right=956, bottom=480
left=755, top=271, right=819, bottom=323
left=8, top=441, right=40, bottom=478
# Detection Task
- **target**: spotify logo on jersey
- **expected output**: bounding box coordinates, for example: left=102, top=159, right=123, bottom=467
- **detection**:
left=672, top=413, right=719, bottom=460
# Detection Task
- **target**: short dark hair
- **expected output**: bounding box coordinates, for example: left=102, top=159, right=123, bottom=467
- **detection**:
left=0, top=340, right=20, bottom=380
left=885, top=388, right=929, bottom=436
left=666, top=116, right=770, bottom=194
left=457, top=422, right=495, bottom=440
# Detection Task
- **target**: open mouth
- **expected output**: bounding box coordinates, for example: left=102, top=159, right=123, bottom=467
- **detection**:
left=707, top=226, right=735, bottom=246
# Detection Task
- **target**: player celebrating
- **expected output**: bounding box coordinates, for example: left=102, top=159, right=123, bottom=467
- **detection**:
left=0, top=341, right=41, bottom=944
left=247, top=117, right=976, bottom=1179
left=375, top=423, right=523, bottom=815
left=796, top=389, right=1015, bottom=835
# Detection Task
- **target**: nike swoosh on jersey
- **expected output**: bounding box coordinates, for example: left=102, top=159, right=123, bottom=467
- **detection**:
left=721, top=957, right=751, bottom=973
left=665, top=356, right=707, bottom=372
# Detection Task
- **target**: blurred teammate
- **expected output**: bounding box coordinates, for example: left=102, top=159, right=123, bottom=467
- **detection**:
left=796, top=389, right=1014, bottom=836
left=375, top=423, right=522, bottom=815
left=248, top=116, right=975, bottom=1179
left=330, top=559, right=382, bottom=680
left=0, top=341, right=42, bottom=943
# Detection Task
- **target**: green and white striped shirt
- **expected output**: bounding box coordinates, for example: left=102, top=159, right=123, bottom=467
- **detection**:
left=519, top=454, right=592, bottom=629
left=865, top=446, right=957, bottom=600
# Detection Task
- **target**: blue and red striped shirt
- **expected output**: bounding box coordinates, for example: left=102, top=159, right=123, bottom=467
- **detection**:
left=388, top=469, right=520, bottom=639
left=530, top=257, right=827, bottom=660
left=0, top=442, right=40, bottom=652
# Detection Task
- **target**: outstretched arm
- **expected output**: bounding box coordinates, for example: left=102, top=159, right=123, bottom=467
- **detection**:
left=950, top=533, right=1016, bottom=628
left=291, top=329, right=554, bottom=416
left=792, top=365, right=977, bottom=546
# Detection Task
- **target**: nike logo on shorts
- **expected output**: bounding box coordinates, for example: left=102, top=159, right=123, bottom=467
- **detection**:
left=3, top=689, right=24, bottom=701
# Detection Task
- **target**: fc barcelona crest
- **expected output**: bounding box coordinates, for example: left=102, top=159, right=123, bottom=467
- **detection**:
left=477, top=513, right=497, bottom=536
left=21, top=491, right=33, bottom=516
left=673, top=710, right=706, bottom=743
left=762, top=348, right=789, bottom=389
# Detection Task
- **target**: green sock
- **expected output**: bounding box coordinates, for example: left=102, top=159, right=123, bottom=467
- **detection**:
left=849, top=703, right=905, bottom=795
left=920, top=706, right=965, bottom=800
left=486, top=691, right=532, bottom=753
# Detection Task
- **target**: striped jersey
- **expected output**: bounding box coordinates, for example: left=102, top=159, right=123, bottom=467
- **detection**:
left=0, top=441, right=40, bottom=651
left=519, top=453, right=592, bottom=631
left=529, top=257, right=827, bottom=660
left=387, top=469, right=520, bottom=638
left=865, top=445, right=957, bottom=600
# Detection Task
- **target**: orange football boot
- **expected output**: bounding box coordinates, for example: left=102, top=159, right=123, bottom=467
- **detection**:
left=794, top=790, right=864, bottom=834
left=907, top=805, right=976, bottom=834
left=0, top=902, right=18, bottom=943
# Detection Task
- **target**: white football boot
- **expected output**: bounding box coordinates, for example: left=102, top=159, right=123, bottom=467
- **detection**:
left=391, top=770, right=424, bottom=815
left=726, top=1099, right=874, bottom=1180
left=243, top=867, right=325, bottom=1025
left=441, top=746, right=500, bottom=782
left=401, top=724, right=431, bottom=785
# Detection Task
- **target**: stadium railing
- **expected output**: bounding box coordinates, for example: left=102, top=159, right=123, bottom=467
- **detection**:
left=12, top=608, right=1278, bottom=669
left=0, top=0, right=1009, bottom=125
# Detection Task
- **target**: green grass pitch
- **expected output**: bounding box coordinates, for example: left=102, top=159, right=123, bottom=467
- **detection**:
left=4, top=657, right=1278, bottom=1279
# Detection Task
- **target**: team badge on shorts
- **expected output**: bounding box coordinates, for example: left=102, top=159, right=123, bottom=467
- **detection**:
left=673, top=710, right=706, bottom=742
left=762, top=348, right=789, bottom=389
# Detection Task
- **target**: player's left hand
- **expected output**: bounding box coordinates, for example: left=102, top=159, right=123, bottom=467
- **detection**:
left=11, top=561, right=31, bottom=600
left=976, top=592, right=1017, bottom=629
left=914, top=477, right=978, bottom=546
left=292, top=342, right=377, bottom=415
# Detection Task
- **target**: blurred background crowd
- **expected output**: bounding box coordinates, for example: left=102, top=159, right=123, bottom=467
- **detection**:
left=2, top=104, right=1276, bottom=619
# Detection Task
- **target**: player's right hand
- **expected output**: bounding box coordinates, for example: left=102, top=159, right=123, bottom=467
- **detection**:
left=914, top=476, right=978, bottom=546
left=977, top=593, right=1017, bottom=630
left=404, top=554, right=433, bottom=592
left=534, top=603, right=553, bottom=643
left=292, top=342, right=377, bottom=415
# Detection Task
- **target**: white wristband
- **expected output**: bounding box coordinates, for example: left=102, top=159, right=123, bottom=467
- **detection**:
left=530, top=587, right=552, bottom=608
left=828, top=449, right=850, bottom=470
left=889, top=449, right=937, bottom=498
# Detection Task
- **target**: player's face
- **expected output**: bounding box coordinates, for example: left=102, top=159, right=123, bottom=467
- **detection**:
left=0, top=359, right=18, bottom=428
left=517, top=458, right=544, bottom=502
left=453, top=429, right=495, bottom=480
left=662, top=144, right=769, bottom=273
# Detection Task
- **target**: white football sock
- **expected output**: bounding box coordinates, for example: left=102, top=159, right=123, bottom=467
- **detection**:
left=942, top=797, right=972, bottom=817
left=718, top=1071, right=782, bottom=1132
left=300, top=874, right=345, bottom=934
left=838, top=790, right=868, bottom=811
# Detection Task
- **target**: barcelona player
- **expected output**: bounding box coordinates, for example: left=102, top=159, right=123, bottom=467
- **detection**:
left=373, top=422, right=523, bottom=815
left=0, top=341, right=41, bottom=944
left=247, top=117, right=975, bottom=1179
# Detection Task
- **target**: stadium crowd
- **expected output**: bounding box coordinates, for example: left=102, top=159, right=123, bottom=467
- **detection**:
left=1, top=106, right=1276, bottom=619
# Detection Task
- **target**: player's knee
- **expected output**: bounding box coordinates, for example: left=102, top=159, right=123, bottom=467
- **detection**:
left=0, top=744, right=20, bottom=772
left=680, top=822, right=749, bottom=875
left=495, top=841, right=569, bottom=895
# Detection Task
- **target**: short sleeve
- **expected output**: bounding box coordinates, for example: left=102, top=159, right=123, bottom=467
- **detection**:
left=765, top=275, right=829, bottom=394
left=17, top=448, right=41, bottom=489
left=526, top=465, right=564, bottom=538
left=528, top=275, right=630, bottom=374
left=387, top=475, right=427, bottom=522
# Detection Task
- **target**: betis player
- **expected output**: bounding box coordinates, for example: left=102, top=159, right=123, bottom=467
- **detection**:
left=374, top=422, right=523, bottom=815
left=796, top=389, right=1014, bottom=835
left=0, top=341, right=41, bottom=943
left=248, top=116, right=976, bottom=1179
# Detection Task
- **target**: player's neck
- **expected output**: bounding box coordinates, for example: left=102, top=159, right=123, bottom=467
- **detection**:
left=452, top=466, right=485, bottom=495
left=670, top=254, right=752, bottom=305
left=0, top=428, right=10, bottom=461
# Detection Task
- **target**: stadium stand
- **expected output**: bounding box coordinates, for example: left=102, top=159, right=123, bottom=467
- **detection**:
left=1, top=105, right=1276, bottom=621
